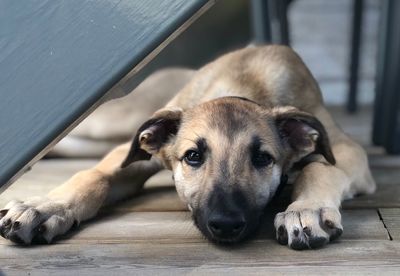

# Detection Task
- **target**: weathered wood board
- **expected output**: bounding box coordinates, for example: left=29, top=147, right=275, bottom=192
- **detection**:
left=343, top=168, right=400, bottom=209
left=1, top=240, right=400, bottom=275
left=0, top=0, right=213, bottom=191
left=379, top=208, right=400, bottom=240
left=0, top=210, right=387, bottom=246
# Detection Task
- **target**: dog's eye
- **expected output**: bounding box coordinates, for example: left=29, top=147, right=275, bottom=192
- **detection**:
left=184, top=150, right=203, bottom=167
left=252, top=151, right=273, bottom=168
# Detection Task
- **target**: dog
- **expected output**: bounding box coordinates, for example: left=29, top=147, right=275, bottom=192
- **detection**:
left=0, top=45, right=376, bottom=249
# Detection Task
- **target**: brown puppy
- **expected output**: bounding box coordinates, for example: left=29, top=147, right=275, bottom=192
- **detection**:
left=0, top=45, right=375, bottom=249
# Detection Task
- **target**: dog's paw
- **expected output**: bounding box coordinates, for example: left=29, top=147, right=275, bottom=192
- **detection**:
left=0, top=197, right=77, bottom=245
left=274, top=205, right=343, bottom=250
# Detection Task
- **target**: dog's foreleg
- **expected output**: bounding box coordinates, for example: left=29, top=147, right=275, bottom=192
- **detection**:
left=274, top=108, right=376, bottom=250
left=0, top=143, right=162, bottom=244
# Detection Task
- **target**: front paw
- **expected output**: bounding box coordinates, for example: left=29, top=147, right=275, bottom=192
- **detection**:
left=0, top=198, right=77, bottom=245
left=274, top=205, right=343, bottom=250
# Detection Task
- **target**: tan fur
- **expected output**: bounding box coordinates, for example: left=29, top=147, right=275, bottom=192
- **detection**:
left=0, top=45, right=375, bottom=249
left=167, top=99, right=285, bottom=210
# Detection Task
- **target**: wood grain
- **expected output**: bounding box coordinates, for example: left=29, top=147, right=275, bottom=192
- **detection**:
left=379, top=208, right=400, bottom=240
left=343, top=168, right=400, bottom=209
left=1, top=240, right=400, bottom=275
left=0, top=209, right=387, bottom=246
left=0, top=0, right=213, bottom=191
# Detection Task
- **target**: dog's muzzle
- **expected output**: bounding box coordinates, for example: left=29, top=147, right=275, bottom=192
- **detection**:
left=193, top=187, right=262, bottom=243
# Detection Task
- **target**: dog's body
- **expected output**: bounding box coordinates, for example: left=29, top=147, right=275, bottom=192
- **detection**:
left=0, top=46, right=375, bottom=249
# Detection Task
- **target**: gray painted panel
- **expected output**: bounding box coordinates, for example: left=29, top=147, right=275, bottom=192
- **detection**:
left=0, top=0, right=209, bottom=190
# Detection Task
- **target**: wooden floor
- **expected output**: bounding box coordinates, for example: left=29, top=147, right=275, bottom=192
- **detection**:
left=1, top=106, right=400, bottom=275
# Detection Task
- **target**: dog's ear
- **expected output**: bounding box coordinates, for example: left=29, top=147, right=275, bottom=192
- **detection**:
left=272, top=107, right=336, bottom=165
left=121, top=108, right=183, bottom=168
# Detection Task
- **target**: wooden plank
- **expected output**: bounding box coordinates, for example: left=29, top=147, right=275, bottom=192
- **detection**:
left=114, top=186, right=186, bottom=212
left=1, top=240, right=400, bottom=275
left=379, top=208, right=400, bottom=240
left=0, top=160, right=180, bottom=209
left=343, top=168, right=400, bottom=209
left=0, top=0, right=214, bottom=191
left=340, top=210, right=389, bottom=240
left=0, top=210, right=387, bottom=246
left=0, top=160, right=97, bottom=207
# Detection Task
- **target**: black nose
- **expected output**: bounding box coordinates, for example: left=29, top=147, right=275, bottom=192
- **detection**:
left=207, top=214, right=246, bottom=238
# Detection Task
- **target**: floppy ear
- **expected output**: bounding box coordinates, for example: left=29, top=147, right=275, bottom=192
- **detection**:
left=273, top=107, right=336, bottom=165
left=121, top=108, right=183, bottom=168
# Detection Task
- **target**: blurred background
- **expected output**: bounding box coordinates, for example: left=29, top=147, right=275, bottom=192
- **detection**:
left=37, top=0, right=398, bottom=160
left=146, top=0, right=379, bottom=107
left=117, top=0, right=400, bottom=156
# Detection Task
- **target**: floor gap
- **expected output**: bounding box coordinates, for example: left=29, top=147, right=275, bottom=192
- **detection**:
left=377, top=209, right=393, bottom=241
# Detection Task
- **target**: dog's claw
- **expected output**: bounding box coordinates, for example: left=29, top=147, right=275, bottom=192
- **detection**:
left=309, top=236, right=328, bottom=249
left=37, top=224, right=46, bottom=234
left=324, top=220, right=335, bottom=229
left=12, top=221, right=21, bottom=231
left=303, top=226, right=311, bottom=236
left=329, top=227, right=343, bottom=241
left=0, top=209, right=8, bottom=219
left=290, top=238, right=308, bottom=250
left=8, top=233, right=25, bottom=244
left=31, top=234, right=49, bottom=244
left=277, top=225, right=288, bottom=245
left=3, top=219, right=11, bottom=227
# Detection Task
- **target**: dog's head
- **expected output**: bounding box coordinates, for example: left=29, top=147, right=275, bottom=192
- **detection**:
left=121, top=97, right=335, bottom=243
